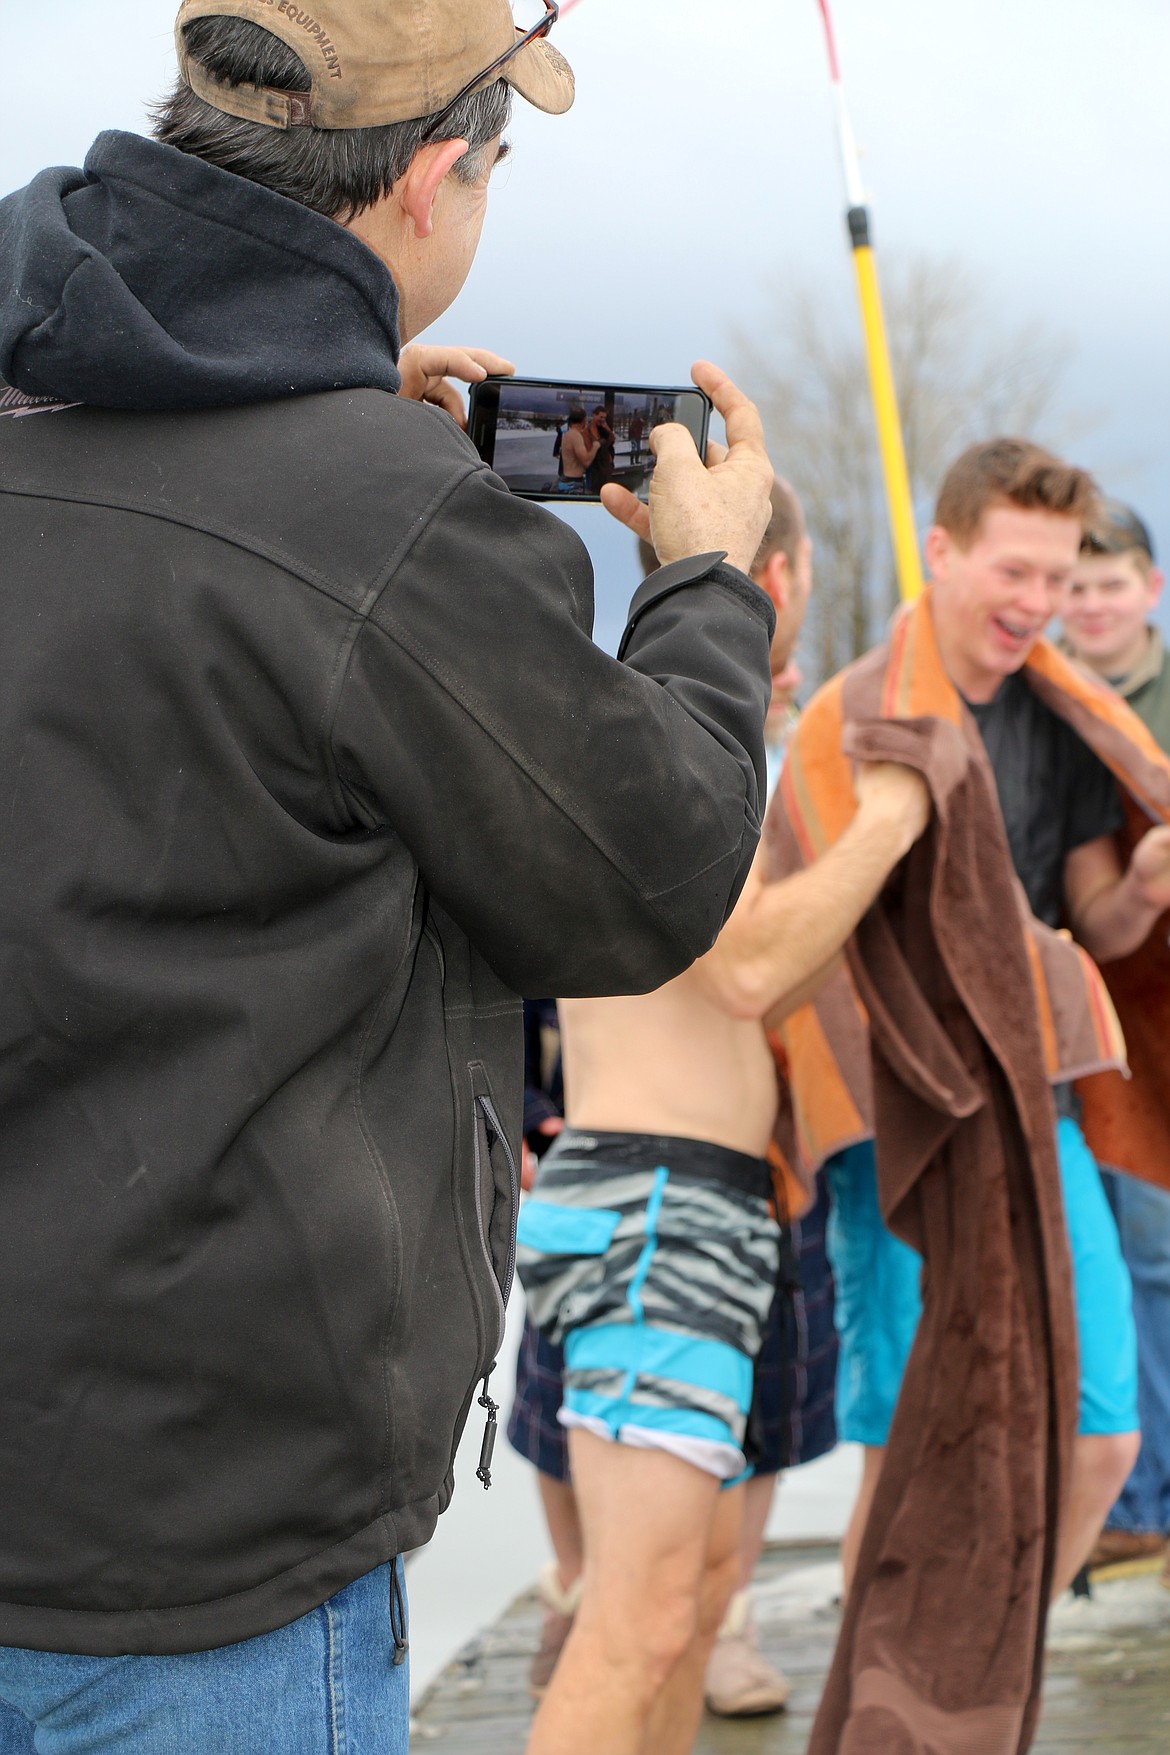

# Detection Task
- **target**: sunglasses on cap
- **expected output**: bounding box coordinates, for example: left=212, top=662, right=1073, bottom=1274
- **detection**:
left=426, top=0, right=559, bottom=132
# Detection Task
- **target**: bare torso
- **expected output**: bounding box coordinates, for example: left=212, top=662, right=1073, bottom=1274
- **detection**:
left=558, top=965, right=780, bottom=1159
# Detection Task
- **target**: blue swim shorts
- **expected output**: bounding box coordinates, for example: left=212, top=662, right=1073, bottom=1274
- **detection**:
left=507, top=1172, right=838, bottom=1480
left=515, top=1130, right=782, bottom=1480
left=825, top=1116, right=1138, bottom=1445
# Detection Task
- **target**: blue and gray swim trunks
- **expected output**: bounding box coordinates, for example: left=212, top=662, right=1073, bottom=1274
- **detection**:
left=516, top=1129, right=782, bottom=1480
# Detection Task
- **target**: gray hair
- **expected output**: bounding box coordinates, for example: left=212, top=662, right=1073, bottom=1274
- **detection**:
left=152, top=17, right=511, bottom=221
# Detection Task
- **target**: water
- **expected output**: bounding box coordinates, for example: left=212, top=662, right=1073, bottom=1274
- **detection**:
left=406, top=1299, right=860, bottom=1700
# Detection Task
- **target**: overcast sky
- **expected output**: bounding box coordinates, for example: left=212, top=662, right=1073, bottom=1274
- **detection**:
left=5, top=0, right=1168, bottom=650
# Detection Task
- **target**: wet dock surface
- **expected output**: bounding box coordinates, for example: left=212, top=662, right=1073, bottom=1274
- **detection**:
left=411, top=1540, right=1170, bottom=1752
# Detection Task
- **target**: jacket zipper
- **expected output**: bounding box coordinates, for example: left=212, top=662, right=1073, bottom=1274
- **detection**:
left=426, top=904, right=518, bottom=1493
left=479, top=1093, right=519, bottom=1305
left=473, top=1091, right=518, bottom=1489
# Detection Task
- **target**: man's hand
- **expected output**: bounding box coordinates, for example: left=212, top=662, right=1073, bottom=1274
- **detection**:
left=397, top=345, right=514, bottom=429
left=521, top=1116, right=565, bottom=1192
left=599, top=362, right=773, bottom=576
left=853, top=761, right=932, bottom=859
left=1129, top=823, right=1170, bottom=913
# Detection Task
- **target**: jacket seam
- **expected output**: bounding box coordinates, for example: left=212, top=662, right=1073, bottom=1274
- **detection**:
left=0, top=485, right=360, bottom=610
left=330, top=465, right=757, bottom=909
left=3, top=458, right=479, bottom=617
left=315, top=463, right=483, bottom=818
left=644, top=817, right=754, bottom=905
left=3, top=469, right=480, bottom=833
left=349, top=923, right=418, bottom=1506
left=332, top=611, right=751, bottom=954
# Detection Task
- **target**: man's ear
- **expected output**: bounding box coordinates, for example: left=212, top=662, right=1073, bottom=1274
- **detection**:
left=755, top=550, right=790, bottom=615
left=399, top=138, right=470, bottom=240
left=1147, top=565, right=1165, bottom=612
left=924, top=524, right=951, bottom=583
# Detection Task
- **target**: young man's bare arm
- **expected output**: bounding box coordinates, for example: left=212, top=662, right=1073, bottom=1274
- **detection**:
left=692, top=762, right=931, bottom=1021
left=1065, top=825, right=1170, bottom=963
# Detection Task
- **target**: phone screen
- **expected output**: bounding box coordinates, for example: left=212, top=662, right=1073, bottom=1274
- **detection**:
left=467, top=377, right=711, bottom=503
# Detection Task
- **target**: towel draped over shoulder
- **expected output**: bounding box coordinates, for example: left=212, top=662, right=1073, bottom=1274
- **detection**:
left=765, top=590, right=1170, bottom=1754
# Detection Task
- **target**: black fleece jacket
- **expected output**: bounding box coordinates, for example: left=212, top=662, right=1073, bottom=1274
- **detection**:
left=0, top=131, right=774, bottom=1654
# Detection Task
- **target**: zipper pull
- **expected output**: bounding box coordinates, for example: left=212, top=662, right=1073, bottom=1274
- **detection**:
left=476, top=1372, right=499, bottom=1489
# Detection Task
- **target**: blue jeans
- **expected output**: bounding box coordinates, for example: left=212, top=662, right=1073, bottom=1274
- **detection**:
left=0, top=1562, right=408, bottom=1755
left=1102, top=1169, right=1170, bottom=1535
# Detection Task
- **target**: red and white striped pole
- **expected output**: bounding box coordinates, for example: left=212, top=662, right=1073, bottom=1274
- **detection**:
left=816, top=0, right=923, bottom=601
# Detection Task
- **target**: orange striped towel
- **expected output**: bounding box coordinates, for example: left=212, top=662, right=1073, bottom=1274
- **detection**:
left=767, top=588, right=1170, bottom=1194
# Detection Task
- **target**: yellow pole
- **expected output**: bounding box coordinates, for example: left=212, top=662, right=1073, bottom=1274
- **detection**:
left=850, top=228, right=924, bottom=601
left=818, top=0, right=923, bottom=603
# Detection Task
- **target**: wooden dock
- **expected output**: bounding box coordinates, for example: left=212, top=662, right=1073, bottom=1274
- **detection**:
left=411, top=1540, right=1170, bottom=1752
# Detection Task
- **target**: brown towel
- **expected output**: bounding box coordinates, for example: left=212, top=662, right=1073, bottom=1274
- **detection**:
left=763, top=591, right=1162, bottom=1752
left=817, top=717, right=1075, bottom=1754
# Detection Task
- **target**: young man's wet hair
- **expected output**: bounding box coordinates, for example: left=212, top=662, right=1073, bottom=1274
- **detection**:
left=934, top=437, right=1100, bottom=548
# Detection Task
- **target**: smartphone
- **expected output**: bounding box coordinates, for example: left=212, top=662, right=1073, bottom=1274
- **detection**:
left=467, top=376, right=712, bottom=503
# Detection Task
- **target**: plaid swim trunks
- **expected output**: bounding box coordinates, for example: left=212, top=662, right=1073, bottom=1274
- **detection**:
left=515, top=1129, right=782, bottom=1480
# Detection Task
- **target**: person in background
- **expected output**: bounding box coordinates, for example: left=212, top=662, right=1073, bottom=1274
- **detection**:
left=559, top=405, right=599, bottom=489
left=588, top=404, right=616, bottom=492
left=1062, top=500, right=1170, bottom=1579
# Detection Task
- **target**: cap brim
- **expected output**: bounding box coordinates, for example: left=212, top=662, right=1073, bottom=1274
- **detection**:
left=503, top=36, right=575, bottom=115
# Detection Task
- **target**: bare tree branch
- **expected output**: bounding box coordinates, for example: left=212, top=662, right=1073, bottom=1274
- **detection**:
left=733, top=252, right=1080, bottom=681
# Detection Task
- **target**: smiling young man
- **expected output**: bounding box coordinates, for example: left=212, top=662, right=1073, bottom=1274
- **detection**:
left=1062, top=503, right=1170, bottom=1576
left=827, top=440, right=1170, bottom=1602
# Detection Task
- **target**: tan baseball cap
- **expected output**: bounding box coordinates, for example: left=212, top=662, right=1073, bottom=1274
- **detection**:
left=175, top=0, right=575, bottom=131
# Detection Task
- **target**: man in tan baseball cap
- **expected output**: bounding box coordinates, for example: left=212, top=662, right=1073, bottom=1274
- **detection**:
left=160, top=0, right=573, bottom=348
left=0, top=1, right=783, bottom=1749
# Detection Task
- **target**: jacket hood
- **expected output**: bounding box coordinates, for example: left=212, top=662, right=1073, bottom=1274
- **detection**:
left=0, top=130, right=401, bottom=411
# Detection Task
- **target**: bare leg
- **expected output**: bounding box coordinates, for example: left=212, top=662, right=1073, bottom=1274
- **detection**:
left=735, top=1471, right=778, bottom=1591
left=645, top=1484, right=744, bottom=1755
left=525, top=1431, right=722, bottom=1755
left=703, top=1471, right=791, bottom=1719
left=1052, top=1431, right=1141, bottom=1596
left=840, top=1445, right=884, bottom=1597
left=536, top=1470, right=583, bottom=1592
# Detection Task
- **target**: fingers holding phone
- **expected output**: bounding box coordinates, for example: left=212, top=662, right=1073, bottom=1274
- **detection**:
left=467, top=377, right=709, bottom=505
left=399, top=345, right=515, bottom=429
left=634, top=363, right=774, bottom=575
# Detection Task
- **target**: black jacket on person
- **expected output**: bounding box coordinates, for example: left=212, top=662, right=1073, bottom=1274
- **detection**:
left=0, top=131, right=774, bottom=1655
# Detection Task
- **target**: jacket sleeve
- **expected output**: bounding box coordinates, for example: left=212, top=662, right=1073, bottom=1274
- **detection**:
left=329, top=460, right=775, bottom=997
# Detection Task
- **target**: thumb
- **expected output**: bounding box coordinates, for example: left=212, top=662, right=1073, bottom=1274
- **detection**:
left=649, top=422, right=701, bottom=468
left=601, top=482, right=651, bottom=542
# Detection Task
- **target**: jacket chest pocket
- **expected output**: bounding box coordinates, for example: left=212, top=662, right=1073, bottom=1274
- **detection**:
left=468, top=1061, right=520, bottom=1354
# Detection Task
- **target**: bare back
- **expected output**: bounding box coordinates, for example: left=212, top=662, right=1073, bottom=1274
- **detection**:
left=559, top=965, right=780, bottom=1159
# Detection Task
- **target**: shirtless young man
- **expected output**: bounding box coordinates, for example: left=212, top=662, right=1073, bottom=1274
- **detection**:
left=559, top=405, right=600, bottom=486
left=517, top=478, right=931, bottom=1755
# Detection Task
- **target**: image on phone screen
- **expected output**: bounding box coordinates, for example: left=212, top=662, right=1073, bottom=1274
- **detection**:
left=468, top=378, right=711, bottom=503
